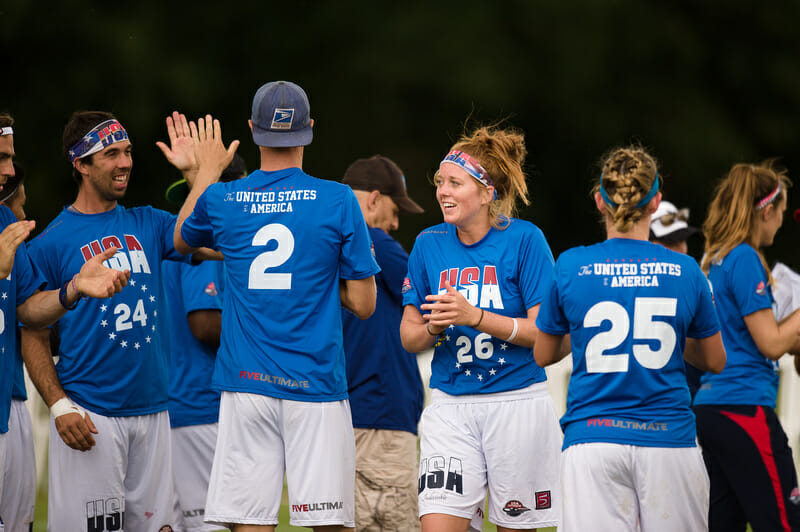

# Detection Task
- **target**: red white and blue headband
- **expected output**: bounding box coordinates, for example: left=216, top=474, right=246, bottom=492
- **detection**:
left=599, top=172, right=660, bottom=209
left=755, top=182, right=782, bottom=210
left=440, top=150, right=497, bottom=200
left=68, top=120, right=129, bottom=163
left=0, top=127, right=12, bottom=136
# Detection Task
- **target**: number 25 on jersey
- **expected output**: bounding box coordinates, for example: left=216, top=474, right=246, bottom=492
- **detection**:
left=584, top=297, right=677, bottom=373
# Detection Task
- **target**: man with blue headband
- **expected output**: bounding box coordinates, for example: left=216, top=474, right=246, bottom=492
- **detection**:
left=20, top=110, right=202, bottom=531
left=0, top=113, right=132, bottom=530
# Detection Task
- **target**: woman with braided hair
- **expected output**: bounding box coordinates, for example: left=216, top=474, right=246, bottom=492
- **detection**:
left=535, top=145, right=726, bottom=531
left=401, top=124, right=563, bottom=531
left=693, top=161, right=800, bottom=531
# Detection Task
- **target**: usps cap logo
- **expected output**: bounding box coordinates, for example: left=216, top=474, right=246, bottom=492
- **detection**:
left=756, top=280, right=767, bottom=296
left=271, top=108, right=294, bottom=130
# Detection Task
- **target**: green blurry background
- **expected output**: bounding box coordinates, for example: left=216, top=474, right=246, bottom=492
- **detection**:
left=3, top=0, right=800, bottom=264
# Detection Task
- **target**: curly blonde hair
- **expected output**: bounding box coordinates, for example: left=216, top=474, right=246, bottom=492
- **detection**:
left=592, top=146, right=659, bottom=233
left=437, top=124, right=529, bottom=229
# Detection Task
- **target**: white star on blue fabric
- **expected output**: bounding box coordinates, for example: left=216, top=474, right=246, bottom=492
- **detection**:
left=100, top=320, right=108, bottom=327
left=101, top=304, right=108, bottom=312
left=109, top=332, right=116, bottom=340
left=120, top=340, right=127, bottom=348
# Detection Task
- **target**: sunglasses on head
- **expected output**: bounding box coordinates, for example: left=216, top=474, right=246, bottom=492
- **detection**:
left=656, top=208, right=689, bottom=226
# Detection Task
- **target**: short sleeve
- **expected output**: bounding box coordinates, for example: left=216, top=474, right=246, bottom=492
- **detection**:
left=181, top=190, right=215, bottom=250
left=402, top=237, right=430, bottom=311
left=730, top=249, right=773, bottom=318
left=535, top=259, right=570, bottom=336
left=517, top=226, right=555, bottom=309
left=688, top=265, right=721, bottom=339
left=338, top=190, right=380, bottom=280
left=372, top=230, right=409, bottom=305
left=180, top=261, right=223, bottom=314
left=13, top=241, right=46, bottom=303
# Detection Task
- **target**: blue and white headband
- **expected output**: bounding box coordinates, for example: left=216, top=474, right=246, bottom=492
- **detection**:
left=0, top=127, right=12, bottom=136
left=440, top=150, right=498, bottom=200
left=599, top=172, right=660, bottom=209
left=68, top=120, right=129, bottom=163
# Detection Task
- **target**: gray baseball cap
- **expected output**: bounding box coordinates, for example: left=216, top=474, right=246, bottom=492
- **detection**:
left=251, top=81, right=312, bottom=148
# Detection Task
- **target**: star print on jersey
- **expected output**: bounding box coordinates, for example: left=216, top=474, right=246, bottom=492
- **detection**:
left=96, top=274, right=158, bottom=348
left=443, top=327, right=509, bottom=383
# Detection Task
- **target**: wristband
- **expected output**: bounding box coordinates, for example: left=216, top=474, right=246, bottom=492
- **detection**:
left=474, top=308, right=485, bottom=328
left=506, top=317, right=519, bottom=342
left=50, top=397, right=86, bottom=419
left=58, top=280, right=79, bottom=310
left=426, top=323, right=439, bottom=336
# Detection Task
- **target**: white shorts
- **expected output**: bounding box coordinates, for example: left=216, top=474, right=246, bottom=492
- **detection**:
left=418, top=383, right=562, bottom=529
left=1, top=400, right=36, bottom=532
left=561, top=442, right=709, bottom=532
left=0, top=430, right=7, bottom=517
left=205, top=392, right=355, bottom=529
left=48, top=408, right=175, bottom=532
left=171, top=423, right=226, bottom=532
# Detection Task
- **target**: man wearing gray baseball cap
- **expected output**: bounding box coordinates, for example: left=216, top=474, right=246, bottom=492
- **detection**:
left=172, top=81, right=380, bottom=531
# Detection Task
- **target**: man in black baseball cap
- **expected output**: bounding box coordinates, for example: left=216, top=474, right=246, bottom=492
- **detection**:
left=342, top=155, right=423, bottom=232
left=341, top=154, right=425, bottom=531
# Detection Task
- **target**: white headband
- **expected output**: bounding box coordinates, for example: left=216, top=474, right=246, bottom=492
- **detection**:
left=0, top=127, right=13, bottom=136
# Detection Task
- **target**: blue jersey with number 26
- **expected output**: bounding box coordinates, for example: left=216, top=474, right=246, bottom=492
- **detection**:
left=536, top=239, right=720, bottom=449
left=182, top=168, right=380, bottom=402
left=403, top=219, right=554, bottom=395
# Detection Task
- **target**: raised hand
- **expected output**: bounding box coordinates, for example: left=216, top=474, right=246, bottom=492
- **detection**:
left=190, top=114, right=240, bottom=187
left=74, top=246, right=131, bottom=298
left=0, top=219, right=35, bottom=278
left=156, top=111, right=199, bottom=183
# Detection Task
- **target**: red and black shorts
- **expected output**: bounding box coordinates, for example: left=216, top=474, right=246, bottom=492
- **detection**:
left=694, top=404, right=800, bottom=532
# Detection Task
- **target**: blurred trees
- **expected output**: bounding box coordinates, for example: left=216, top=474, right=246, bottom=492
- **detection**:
left=2, top=0, right=799, bottom=265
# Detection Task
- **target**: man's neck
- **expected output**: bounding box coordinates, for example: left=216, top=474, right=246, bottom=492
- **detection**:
left=71, top=189, right=117, bottom=214
left=258, top=145, right=304, bottom=172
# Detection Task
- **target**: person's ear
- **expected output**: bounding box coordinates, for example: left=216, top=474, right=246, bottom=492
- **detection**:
left=368, top=190, right=381, bottom=210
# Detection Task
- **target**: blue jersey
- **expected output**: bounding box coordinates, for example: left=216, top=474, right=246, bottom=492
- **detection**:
left=403, top=219, right=554, bottom=395
left=11, top=328, right=26, bottom=401
left=162, top=260, right=223, bottom=428
left=694, top=243, right=778, bottom=407
left=0, top=207, right=45, bottom=432
left=343, top=226, right=424, bottom=434
left=28, top=205, right=189, bottom=416
left=181, top=168, right=380, bottom=402
left=536, top=238, right=720, bottom=449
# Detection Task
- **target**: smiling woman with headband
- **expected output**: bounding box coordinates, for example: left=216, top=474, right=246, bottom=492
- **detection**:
left=694, top=160, right=800, bottom=531
left=534, top=145, right=726, bottom=532
left=400, top=124, right=563, bottom=532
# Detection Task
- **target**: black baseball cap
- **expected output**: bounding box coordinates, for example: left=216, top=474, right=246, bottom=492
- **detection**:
left=342, top=155, right=423, bottom=215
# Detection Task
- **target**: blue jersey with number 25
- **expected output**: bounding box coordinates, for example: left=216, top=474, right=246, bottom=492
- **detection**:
left=536, top=238, right=720, bottom=449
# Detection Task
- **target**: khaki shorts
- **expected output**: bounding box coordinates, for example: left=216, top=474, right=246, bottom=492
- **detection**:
left=354, top=428, right=420, bottom=531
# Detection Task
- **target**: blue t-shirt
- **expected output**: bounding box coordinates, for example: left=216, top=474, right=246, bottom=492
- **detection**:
left=27, top=205, right=189, bottom=416
left=343, top=226, right=424, bottom=434
left=536, top=238, right=720, bottom=449
left=181, top=168, right=380, bottom=402
left=0, top=207, right=45, bottom=432
left=11, top=327, right=26, bottom=401
left=694, top=243, right=778, bottom=408
left=162, top=260, right=223, bottom=428
left=403, top=219, right=554, bottom=395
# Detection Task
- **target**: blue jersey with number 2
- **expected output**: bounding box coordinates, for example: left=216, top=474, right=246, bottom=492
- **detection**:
left=536, top=238, right=720, bottom=449
left=182, top=168, right=380, bottom=402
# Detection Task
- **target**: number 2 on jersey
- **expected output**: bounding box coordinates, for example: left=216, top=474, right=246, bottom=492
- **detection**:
left=584, top=297, right=677, bottom=373
left=249, top=223, right=294, bottom=290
